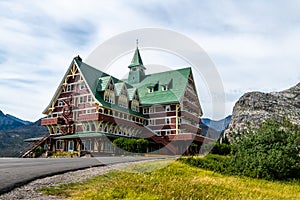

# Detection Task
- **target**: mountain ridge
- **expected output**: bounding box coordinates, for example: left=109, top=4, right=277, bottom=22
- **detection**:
left=225, top=82, right=300, bottom=136
left=0, top=110, right=32, bottom=131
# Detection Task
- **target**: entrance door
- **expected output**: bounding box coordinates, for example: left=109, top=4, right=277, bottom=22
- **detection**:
left=68, top=140, right=74, bottom=152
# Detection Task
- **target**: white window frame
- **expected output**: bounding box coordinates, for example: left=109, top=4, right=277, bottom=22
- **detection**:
left=87, top=95, right=92, bottom=102
left=165, top=105, right=171, bottom=112
left=79, top=96, right=84, bottom=104
left=58, top=100, right=63, bottom=107
left=82, top=140, right=92, bottom=151
left=162, top=84, right=168, bottom=91
left=67, top=85, right=72, bottom=92
left=86, top=123, right=90, bottom=132
left=68, top=140, right=74, bottom=152
left=166, top=117, right=171, bottom=124
left=148, top=87, right=153, bottom=93
left=143, top=108, right=148, bottom=114
left=80, top=82, right=85, bottom=90
left=56, top=140, right=64, bottom=150
left=149, top=119, right=154, bottom=125
left=149, top=107, right=153, bottom=113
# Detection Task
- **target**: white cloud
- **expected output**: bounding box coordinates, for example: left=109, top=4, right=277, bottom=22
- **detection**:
left=0, top=0, right=300, bottom=120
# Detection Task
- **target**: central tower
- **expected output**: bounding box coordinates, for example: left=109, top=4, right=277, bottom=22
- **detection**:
left=128, top=43, right=146, bottom=84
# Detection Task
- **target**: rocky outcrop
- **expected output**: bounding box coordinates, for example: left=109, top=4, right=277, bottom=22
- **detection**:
left=225, top=83, right=300, bottom=136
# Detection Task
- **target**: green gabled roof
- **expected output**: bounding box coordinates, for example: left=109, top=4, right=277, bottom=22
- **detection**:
left=95, top=92, right=144, bottom=117
left=128, top=47, right=145, bottom=69
left=75, top=58, right=144, bottom=117
left=97, top=76, right=111, bottom=91
left=128, top=67, right=191, bottom=105
left=127, top=88, right=137, bottom=100
left=114, top=82, right=124, bottom=95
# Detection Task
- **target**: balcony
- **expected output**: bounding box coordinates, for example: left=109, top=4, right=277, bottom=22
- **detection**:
left=41, top=117, right=64, bottom=126
left=78, top=113, right=144, bottom=127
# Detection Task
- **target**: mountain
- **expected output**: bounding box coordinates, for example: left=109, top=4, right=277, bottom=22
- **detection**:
left=225, top=82, right=300, bottom=136
left=0, top=119, right=48, bottom=157
left=200, top=116, right=231, bottom=140
left=0, top=110, right=32, bottom=131
left=202, top=116, right=232, bottom=133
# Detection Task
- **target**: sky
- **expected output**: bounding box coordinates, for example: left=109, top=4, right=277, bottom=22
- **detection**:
left=0, top=0, right=300, bottom=121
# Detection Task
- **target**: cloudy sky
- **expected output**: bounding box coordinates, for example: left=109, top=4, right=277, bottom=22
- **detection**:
left=1, top=0, right=300, bottom=121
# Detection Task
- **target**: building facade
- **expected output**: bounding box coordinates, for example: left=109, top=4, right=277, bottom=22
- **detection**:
left=34, top=47, right=211, bottom=156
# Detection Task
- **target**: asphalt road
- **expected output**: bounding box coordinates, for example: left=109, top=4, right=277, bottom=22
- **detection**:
left=0, top=156, right=172, bottom=194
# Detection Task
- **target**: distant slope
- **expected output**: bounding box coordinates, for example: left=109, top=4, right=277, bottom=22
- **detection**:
left=0, top=119, right=48, bottom=157
left=200, top=116, right=231, bottom=140
left=202, top=116, right=231, bottom=133
left=0, top=110, right=32, bottom=131
left=6, top=114, right=32, bottom=125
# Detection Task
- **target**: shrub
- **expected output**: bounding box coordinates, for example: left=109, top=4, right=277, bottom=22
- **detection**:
left=178, top=154, right=230, bottom=173
left=113, top=138, right=149, bottom=153
left=230, top=118, right=300, bottom=180
left=200, top=142, right=231, bottom=156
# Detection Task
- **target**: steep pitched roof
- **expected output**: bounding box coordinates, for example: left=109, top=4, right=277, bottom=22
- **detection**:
left=126, top=67, right=191, bottom=105
left=128, top=47, right=145, bottom=69
left=76, top=59, right=143, bottom=117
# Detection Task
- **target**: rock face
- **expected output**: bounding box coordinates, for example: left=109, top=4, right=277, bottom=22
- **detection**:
left=225, top=83, right=300, bottom=136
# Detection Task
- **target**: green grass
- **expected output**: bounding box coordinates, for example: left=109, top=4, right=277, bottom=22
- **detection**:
left=40, top=159, right=300, bottom=200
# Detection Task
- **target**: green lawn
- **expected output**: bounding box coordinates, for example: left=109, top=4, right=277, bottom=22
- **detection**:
left=41, top=159, right=300, bottom=200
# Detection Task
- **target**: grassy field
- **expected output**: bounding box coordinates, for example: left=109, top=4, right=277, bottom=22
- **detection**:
left=41, top=159, right=300, bottom=200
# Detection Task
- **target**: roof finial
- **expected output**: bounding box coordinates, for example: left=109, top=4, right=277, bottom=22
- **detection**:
left=136, top=39, right=139, bottom=48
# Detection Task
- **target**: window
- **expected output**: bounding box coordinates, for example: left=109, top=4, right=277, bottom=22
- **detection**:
left=165, top=105, right=171, bottom=112
left=82, top=140, right=92, bottom=151
left=79, top=96, right=84, bottom=104
left=162, top=84, right=168, bottom=91
left=166, top=130, right=171, bottom=135
left=132, top=105, right=139, bottom=112
left=68, top=141, right=74, bottom=152
left=58, top=100, right=63, bottom=107
left=67, top=85, right=72, bottom=92
left=149, top=107, right=153, bottom=113
left=149, top=119, right=154, bottom=125
left=86, top=124, right=90, bottom=132
left=143, top=108, right=148, bottom=114
left=148, top=87, right=153, bottom=93
left=86, top=109, right=91, bottom=114
left=80, top=82, right=85, bottom=90
left=166, top=117, right=171, bottom=124
left=56, top=140, right=64, bottom=150
left=87, top=95, right=92, bottom=102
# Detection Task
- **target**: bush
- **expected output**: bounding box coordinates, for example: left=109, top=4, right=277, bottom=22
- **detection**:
left=230, top=118, right=300, bottom=180
left=178, top=154, right=230, bottom=173
left=113, top=138, right=149, bottom=153
left=200, top=142, right=231, bottom=156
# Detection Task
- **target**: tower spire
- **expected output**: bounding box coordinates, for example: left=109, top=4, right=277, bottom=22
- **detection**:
left=128, top=40, right=146, bottom=84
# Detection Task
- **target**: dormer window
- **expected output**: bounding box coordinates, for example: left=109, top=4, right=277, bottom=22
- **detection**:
left=104, top=79, right=116, bottom=104
left=148, top=87, right=154, bottom=93
left=162, top=84, right=168, bottom=91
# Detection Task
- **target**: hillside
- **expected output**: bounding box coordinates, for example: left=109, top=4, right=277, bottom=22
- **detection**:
left=225, top=82, right=300, bottom=136
left=200, top=116, right=231, bottom=140
left=0, top=119, right=48, bottom=157
left=0, top=110, right=31, bottom=131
